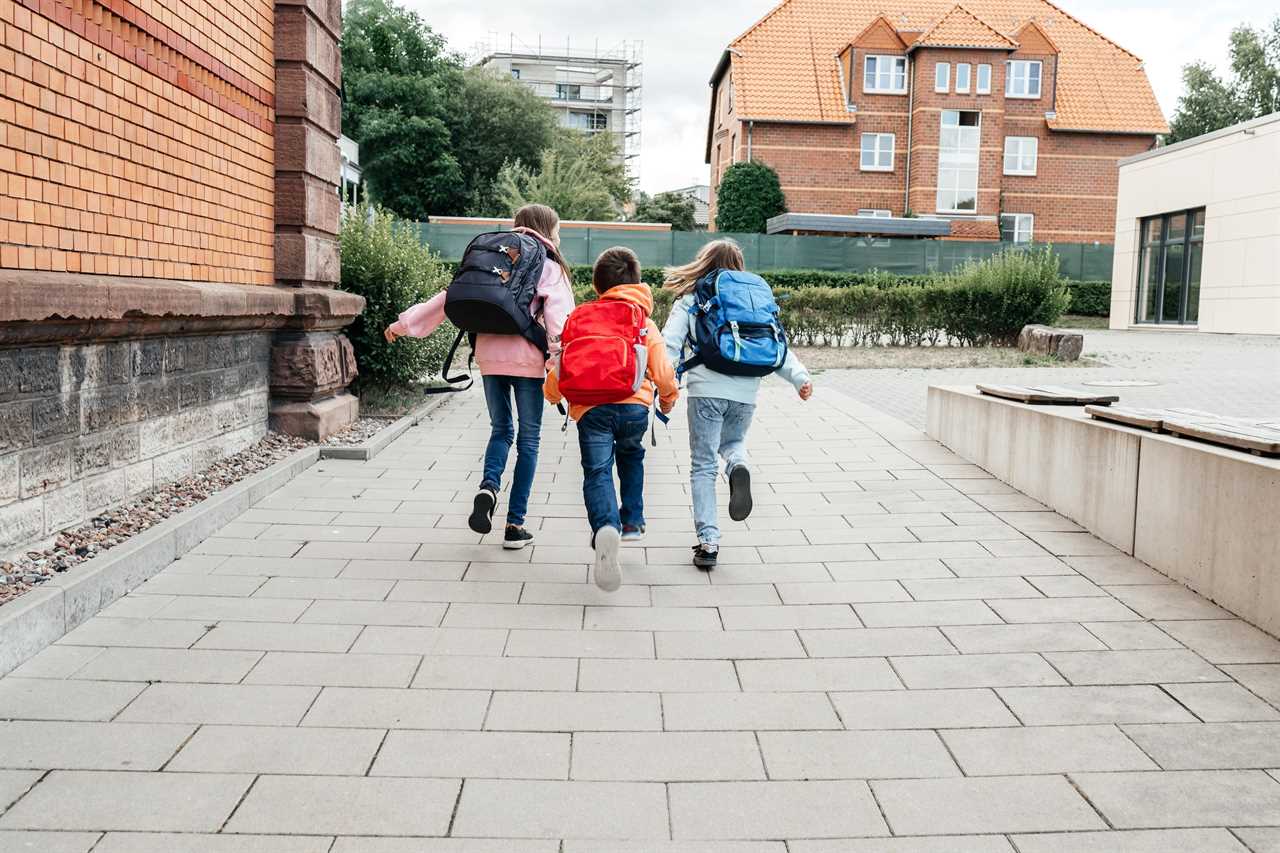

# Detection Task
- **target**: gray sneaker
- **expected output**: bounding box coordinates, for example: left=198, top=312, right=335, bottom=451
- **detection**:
left=593, top=526, right=623, bottom=592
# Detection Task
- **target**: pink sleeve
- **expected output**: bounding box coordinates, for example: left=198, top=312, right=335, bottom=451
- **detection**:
left=391, top=290, right=447, bottom=338
left=535, top=263, right=575, bottom=358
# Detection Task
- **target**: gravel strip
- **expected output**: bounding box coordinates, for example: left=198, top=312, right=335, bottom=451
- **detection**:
left=0, top=417, right=396, bottom=607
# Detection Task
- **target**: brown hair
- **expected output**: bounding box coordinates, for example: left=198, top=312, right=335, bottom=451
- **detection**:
left=663, top=239, right=745, bottom=296
left=513, top=203, right=572, bottom=285
left=592, top=247, right=641, bottom=294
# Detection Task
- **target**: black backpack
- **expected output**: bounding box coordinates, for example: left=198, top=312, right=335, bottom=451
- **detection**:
left=436, top=231, right=548, bottom=390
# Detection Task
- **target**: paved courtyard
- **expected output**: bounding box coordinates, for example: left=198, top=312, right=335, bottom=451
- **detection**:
left=2, top=385, right=1280, bottom=850
left=821, top=328, right=1280, bottom=428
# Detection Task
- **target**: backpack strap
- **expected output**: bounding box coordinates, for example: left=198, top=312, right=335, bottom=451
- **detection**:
left=423, top=329, right=475, bottom=394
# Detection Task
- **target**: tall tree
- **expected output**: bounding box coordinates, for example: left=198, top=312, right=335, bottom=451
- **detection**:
left=1168, top=17, right=1280, bottom=143
left=549, top=129, right=633, bottom=208
left=714, top=162, right=786, bottom=233
left=494, top=152, right=618, bottom=222
left=633, top=191, right=697, bottom=231
left=341, top=0, right=558, bottom=217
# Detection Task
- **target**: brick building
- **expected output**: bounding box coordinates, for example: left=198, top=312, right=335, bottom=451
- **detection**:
left=0, top=0, right=361, bottom=551
left=706, top=0, right=1168, bottom=242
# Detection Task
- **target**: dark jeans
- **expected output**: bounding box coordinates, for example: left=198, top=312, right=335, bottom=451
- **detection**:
left=577, top=403, right=649, bottom=539
left=481, top=375, right=545, bottom=526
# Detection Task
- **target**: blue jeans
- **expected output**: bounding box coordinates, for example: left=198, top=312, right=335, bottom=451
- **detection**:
left=481, top=375, right=545, bottom=526
left=577, top=404, right=649, bottom=539
left=688, top=396, right=755, bottom=545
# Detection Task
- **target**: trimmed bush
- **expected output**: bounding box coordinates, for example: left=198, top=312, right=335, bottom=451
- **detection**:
left=341, top=203, right=455, bottom=386
left=1065, top=279, right=1112, bottom=316
left=714, top=162, right=787, bottom=233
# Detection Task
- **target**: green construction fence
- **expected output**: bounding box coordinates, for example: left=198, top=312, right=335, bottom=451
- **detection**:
left=417, top=222, right=1114, bottom=281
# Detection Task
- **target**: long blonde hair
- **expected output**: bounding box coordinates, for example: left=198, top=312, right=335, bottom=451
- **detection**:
left=513, top=203, right=573, bottom=286
left=663, top=239, right=746, bottom=296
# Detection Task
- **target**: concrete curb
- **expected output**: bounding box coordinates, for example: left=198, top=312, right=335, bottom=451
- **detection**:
left=0, top=445, right=322, bottom=677
left=319, top=392, right=455, bottom=461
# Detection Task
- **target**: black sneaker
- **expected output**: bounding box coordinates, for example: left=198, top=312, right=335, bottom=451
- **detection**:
left=503, top=525, right=534, bottom=550
left=728, top=465, right=753, bottom=522
left=468, top=487, right=497, bottom=534
left=621, top=524, right=646, bottom=543
left=692, top=543, right=719, bottom=571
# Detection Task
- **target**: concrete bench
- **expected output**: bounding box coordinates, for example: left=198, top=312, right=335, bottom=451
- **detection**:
left=927, top=385, right=1280, bottom=636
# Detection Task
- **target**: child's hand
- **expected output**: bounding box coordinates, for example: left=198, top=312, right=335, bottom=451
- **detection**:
left=659, top=398, right=675, bottom=415
left=383, top=325, right=400, bottom=343
left=798, top=382, right=813, bottom=401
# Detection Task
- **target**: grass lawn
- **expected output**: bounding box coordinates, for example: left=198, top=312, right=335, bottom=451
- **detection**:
left=1057, top=314, right=1110, bottom=330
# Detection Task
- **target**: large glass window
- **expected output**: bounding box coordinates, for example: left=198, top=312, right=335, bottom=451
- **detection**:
left=860, top=132, right=895, bottom=171
left=864, top=55, right=907, bottom=93
left=555, top=83, right=582, bottom=100
left=1135, top=207, right=1205, bottom=325
left=1003, top=137, right=1038, bottom=175
left=936, top=110, right=980, bottom=213
left=1005, top=60, right=1042, bottom=98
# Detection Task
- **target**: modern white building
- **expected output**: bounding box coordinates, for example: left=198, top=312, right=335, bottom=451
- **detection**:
left=1110, top=112, right=1280, bottom=335
left=477, top=36, right=642, bottom=179
left=662, top=184, right=711, bottom=228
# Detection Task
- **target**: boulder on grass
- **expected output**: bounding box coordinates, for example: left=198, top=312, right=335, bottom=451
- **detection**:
left=1017, top=325, right=1083, bottom=361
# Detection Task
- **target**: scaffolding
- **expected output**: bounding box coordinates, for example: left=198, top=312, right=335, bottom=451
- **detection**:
left=473, top=34, right=643, bottom=183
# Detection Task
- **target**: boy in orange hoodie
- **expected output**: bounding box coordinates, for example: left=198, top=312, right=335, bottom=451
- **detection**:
left=545, top=248, right=679, bottom=591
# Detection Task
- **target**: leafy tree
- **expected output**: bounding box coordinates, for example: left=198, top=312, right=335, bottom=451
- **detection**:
left=341, top=0, right=559, bottom=217
left=550, top=129, right=633, bottom=207
left=1168, top=17, right=1280, bottom=143
left=714, top=162, right=786, bottom=233
left=633, top=191, right=697, bottom=231
left=494, top=152, right=618, bottom=221
left=451, top=68, right=557, bottom=206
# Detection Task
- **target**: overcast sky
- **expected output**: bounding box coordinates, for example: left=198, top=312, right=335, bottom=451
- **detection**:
left=418, top=0, right=1275, bottom=194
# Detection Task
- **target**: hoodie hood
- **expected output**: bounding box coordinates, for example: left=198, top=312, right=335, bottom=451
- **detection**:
left=599, top=283, right=655, bottom=315
left=511, top=226, right=557, bottom=252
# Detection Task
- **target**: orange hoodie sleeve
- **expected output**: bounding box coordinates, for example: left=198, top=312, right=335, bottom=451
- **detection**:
left=543, top=364, right=562, bottom=406
left=645, top=319, right=679, bottom=408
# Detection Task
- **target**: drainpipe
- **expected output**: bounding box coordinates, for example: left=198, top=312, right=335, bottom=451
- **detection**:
left=747, top=120, right=754, bottom=161
left=903, top=56, right=914, bottom=215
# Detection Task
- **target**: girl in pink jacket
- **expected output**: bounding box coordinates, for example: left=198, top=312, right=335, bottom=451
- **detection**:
left=384, top=204, right=575, bottom=548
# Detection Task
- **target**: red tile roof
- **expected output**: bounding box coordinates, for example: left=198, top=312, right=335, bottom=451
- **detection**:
left=721, top=0, right=1168, bottom=134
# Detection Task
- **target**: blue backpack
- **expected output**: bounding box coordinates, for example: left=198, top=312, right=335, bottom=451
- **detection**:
left=678, top=269, right=788, bottom=378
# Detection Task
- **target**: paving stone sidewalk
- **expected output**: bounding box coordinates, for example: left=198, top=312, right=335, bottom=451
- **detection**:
left=820, top=328, right=1280, bottom=429
left=2, top=385, right=1280, bottom=850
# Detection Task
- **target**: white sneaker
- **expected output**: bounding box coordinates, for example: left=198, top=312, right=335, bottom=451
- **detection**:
left=592, top=526, right=623, bottom=592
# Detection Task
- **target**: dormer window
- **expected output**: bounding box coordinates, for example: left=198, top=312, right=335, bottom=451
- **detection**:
left=864, top=55, right=907, bottom=93
left=1006, top=60, right=1042, bottom=98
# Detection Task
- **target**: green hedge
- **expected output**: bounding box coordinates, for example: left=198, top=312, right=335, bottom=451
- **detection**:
left=1064, top=279, right=1112, bottom=316
left=569, top=247, right=1069, bottom=347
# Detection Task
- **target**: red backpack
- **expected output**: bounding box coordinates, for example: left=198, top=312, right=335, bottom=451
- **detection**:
left=557, top=299, right=650, bottom=406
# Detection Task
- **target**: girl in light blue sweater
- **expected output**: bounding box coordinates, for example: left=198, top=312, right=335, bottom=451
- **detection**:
left=662, top=239, right=812, bottom=570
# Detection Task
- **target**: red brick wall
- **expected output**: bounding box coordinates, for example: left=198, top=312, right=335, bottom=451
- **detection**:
left=0, top=0, right=275, bottom=282
left=708, top=47, right=1156, bottom=242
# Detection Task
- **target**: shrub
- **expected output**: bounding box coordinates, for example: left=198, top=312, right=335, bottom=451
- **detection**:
left=1065, top=279, right=1112, bottom=316
left=714, top=162, right=786, bottom=233
left=340, top=203, right=455, bottom=386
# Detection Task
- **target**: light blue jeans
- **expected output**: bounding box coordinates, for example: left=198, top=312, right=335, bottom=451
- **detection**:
left=688, top=396, right=755, bottom=545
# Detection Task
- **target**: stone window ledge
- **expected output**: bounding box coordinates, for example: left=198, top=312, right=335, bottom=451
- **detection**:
left=0, top=272, right=365, bottom=346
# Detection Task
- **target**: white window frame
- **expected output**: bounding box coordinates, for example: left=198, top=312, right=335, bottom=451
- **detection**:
left=976, top=63, right=991, bottom=94
left=859, top=132, right=895, bottom=171
left=936, top=109, right=980, bottom=214
left=955, top=63, right=971, bottom=93
left=1002, top=136, right=1038, bottom=176
left=1005, top=60, right=1042, bottom=98
left=934, top=62, right=950, bottom=93
left=863, top=54, right=907, bottom=94
left=857, top=208, right=892, bottom=217
left=1001, top=213, right=1034, bottom=243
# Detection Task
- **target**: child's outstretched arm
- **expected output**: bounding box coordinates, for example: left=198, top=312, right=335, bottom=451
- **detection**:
left=645, top=320, right=680, bottom=414
left=384, top=291, right=447, bottom=342
left=778, top=349, right=814, bottom=400
left=660, top=295, right=691, bottom=371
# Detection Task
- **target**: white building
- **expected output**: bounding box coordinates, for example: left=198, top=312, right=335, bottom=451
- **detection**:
left=663, top=185, right=711, bottom=229
left=1111, top=113, right=1280, bottom=335
left=477, top=36, right=642, bottom=179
